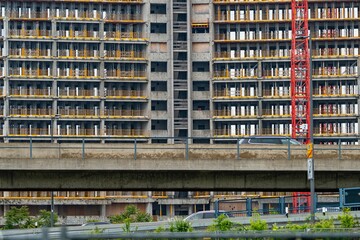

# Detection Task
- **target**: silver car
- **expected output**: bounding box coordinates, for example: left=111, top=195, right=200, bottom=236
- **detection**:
left=239, top=136, right=302, bottom=145
left=184, top=210, right=233, bottom=221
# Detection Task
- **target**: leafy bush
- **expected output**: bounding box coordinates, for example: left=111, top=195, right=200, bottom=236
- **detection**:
left=248, top=214, right=268, bottom=231
left=207, top=214, right=234, bottom=232
left=312, top=218, right=335, bottom=230
left=4, top=206, right=34, bottom=229
left=110, top=205, right=152, bottom=224
left=169, top=219, right=193, bottom=232
left=36, top=209, right=58, bottom=228
left=338, top=208, right=359, bottom=228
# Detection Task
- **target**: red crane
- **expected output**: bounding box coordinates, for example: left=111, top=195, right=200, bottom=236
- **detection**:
left=291, top=0, right=311, bottom=213
left=291, top=0, right=311, bottom=144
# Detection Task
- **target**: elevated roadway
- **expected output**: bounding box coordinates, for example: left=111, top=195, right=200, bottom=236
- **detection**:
left=0, top=143, right=359, bottom=190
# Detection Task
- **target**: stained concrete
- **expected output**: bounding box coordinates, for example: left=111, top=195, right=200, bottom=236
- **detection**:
left=0, top=143, right=359, bottom=191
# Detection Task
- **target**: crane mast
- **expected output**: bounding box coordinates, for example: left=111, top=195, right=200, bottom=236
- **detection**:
left=291, top=0, right=311, bottom=144
left=291, top=0, right=312, bottom=213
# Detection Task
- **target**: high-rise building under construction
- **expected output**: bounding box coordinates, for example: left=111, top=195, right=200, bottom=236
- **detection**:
left=0, top=0, right=358, bottom=224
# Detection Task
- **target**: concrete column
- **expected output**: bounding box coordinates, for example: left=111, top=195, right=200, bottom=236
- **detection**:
left=188, top=205, right=194, bottom=215
left=100, top=204, right=106, bottom=220
left=357, top=58, right=360, bottom=144
left=146, top=202, right=153, bottom=216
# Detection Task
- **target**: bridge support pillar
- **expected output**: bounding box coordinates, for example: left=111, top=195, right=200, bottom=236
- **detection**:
left=246, top=198, right=252, bottom=217
left=100, top=204, right=106, bottom=220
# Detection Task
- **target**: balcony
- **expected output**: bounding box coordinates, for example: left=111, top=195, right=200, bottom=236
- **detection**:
left=58, top=49, right=99, bottom=59
left=106, top=90, right=146, bottom=99
left=58, top=108, right=100, bottom=118
left=58, top=69, right=99, bottom=79
left=213, top=89, right=257, bottom=99
left=58, top=89, right=100, bottom=99
left=9, top=11, right=49, bottom=20
left=105, top=14, right=143, bottom=22
left=10, top=88, right=52, bottom=98
left=9, top=108, right=52, bottom=117
left=262, top=109, right=290, bottom=118
left=58, top=128, right=100, bottom=136
left=313, top=87, right=358, bottom=98
left=9, top=49, right=51, bottom=59
left=104, top=32, right=146, bottom=41
left=9, top=128, right=50, bottom=136
left=103, top=109, right=146, bottom=118
left=213, top=69, right=258, bottom=80
left=57, top=30, right=100, bottom=40
left=55, top=10, right=100, bottom=20
left=9, top=29, right=52, bottom=39
left=105, top=129, right=147, bottom=137
left=105, top=70, right=146, bottom=80
left=9, top=69, right=52, bottom=79
left=313, top=108, right=358, bottom=117
left=213, top=129, right=252, bottom=137
left=104, top=50, right=145, bottom=60
left=213, top=50, right=290, bottom=60
left=262, top=89, right=290, bottom=99
left=213, top=109, right=257, bottom=119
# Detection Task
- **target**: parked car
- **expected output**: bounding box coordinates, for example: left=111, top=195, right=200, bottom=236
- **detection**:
left=184, top=210, right=233, bottom=221
left=239, top=136, right=302, bottom=145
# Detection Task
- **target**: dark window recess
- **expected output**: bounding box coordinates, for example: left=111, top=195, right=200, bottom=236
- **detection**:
left=150, top=4, right=166, bottom=14
left=193, top=81, right=209, bottom=91
left=193, top=120, right=210, bottom=130
left=193, top=62, right=210, bottom=72
left=151, top=120, right=167, bottom=130
left=193, top=100, right=209, bottom=110
left=151, top=100, right=167, bottom=111
left=151, top=81, right=167, bottom=91
left=151, top=23, right=167, bottom=33
left=151, top=62, right=167, bottom=72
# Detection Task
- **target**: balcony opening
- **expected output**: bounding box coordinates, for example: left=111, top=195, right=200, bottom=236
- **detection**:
left=150, top=4, right=166, bottom=14
left=151, top=120, right=167, bottom=130
left=151, top=100, right=167, bottom=111
left=151, top=62, right=167, bottom=72
left=151, top=81, right=167, bottom=91
left=150, top=23, right=167, bottom=34
left=193, top=100, right=209, bottom=111
left=193, top=120, right=210, bottom=130
left=193, top=81, right=209, bottom=91
left=193, top=61, right=209, bottom=72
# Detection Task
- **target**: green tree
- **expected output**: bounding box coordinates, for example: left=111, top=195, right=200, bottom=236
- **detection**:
left=36, top=209, right=58, bottom=228
left=207, top=214, right=234, bottom=232
left=4, top=206, right=34, bottom=229
left=109, top=205, right=152, bottom=224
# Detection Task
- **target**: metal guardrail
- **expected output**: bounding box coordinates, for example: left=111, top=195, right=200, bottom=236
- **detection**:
left=2, top=227, right=360, bottom=240
left=0, top=136, right=358, bottom=161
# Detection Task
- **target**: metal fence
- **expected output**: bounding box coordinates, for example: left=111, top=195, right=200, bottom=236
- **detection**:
left=0, top=136, right=358, bottom=161
left=2, top=227, right=360, bottom=240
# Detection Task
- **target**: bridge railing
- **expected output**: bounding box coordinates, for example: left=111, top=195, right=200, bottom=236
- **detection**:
left=214, top=194, right=347, bottom=218
left=0, top=136, right=358, bottom=161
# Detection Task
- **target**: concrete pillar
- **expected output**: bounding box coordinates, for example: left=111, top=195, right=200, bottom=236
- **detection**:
left=100, top=204, right=106, bottom=220
left=166, top=205, right=174, bottom=217
left=188, top=204, right=194, bottom=215
left=146, top=202, right=152, bottom=216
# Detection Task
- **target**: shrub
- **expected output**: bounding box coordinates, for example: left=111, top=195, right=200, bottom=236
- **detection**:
left=249, top=214, right=268, bottom=231
left=207, top=214, right=234, bottom=232
left=169, top=219, right=193, bottom=232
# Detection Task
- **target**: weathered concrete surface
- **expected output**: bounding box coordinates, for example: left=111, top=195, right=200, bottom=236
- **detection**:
left=0, top=143, right=359, bottom=191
